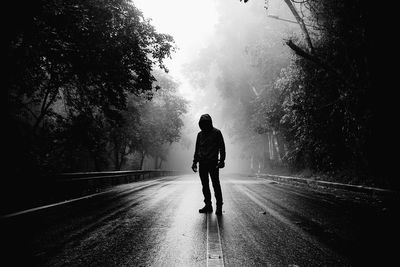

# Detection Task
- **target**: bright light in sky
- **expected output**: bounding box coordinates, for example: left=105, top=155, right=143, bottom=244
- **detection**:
left=133, top=0, right=218, bottom=100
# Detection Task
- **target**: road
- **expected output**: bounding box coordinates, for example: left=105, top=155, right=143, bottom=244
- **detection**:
left=1, top=173, right=399, bottom=266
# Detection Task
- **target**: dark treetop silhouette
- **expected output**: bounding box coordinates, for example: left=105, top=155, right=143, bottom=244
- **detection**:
left=192, top=114, right=226, bottom=215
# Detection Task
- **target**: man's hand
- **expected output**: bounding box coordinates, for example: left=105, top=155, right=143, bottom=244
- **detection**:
left=217, top=161, right=225, bottom=169
left=192, top=162, right=198, bottom=173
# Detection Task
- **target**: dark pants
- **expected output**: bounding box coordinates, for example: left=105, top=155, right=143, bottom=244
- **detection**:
left=199, top=161, right=223, bottom=207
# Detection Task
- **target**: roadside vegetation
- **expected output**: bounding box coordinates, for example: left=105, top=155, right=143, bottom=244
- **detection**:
left=6, top=0, right=187, bottom=176
left=187, top=0, right=392, bottom=188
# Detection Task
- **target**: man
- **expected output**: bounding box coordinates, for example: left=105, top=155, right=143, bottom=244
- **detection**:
left=192, top=114, right=225, bottom=215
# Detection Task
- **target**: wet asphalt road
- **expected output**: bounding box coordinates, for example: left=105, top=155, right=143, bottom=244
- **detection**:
left=1, top=174, right=399, bottom=266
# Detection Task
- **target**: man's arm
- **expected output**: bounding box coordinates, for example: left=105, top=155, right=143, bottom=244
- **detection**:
left=218, top=130, right=226, bottom=164
left=193, top=133, right=200, bottom=164
left=192, top=133, right=200, bottom=172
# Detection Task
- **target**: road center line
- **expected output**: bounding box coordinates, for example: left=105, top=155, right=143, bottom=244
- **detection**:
left=207, top=213, right=224, bottom=267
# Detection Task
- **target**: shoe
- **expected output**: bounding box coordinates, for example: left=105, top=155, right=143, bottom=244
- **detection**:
left=215, top=206, right=223, bottom=215
left=199, top=205, right=213, bottom=213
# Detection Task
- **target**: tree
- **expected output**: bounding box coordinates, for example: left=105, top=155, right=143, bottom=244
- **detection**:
left=241, top=0, right=385, bottom=185
left=6, top=0, right=175, bottom=174
left=107, top=70, right=188, bottom=170
left=136, top=71, right=188, bottom=170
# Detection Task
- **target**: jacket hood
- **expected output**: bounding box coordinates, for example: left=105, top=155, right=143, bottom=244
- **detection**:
left=199, top=114, right=213, bottom=132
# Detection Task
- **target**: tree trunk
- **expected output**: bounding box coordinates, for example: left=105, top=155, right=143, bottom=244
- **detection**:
left=275, top=132, right=286, bottom=161
left=118, top=154, right=126, bottom=171
left=92, top=153, right=102, bottom=172
left=158, top=159, right=163, bottom=169
left=268, top=132, right=274, bottom=160
left=264, top=133, right=271, bottom=170
left=32, top=88, right=59, bottom=133
left=114, top=141, right=121, bottom=170
left=155, top=156, right=160, bottom=169
left=273, top=133, right=281, bottom=161
left=271, top=131, right=280, bottom=161
left=140, top=151, right=146, bottom=170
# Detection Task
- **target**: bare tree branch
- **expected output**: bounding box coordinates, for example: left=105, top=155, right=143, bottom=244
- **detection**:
left=286, top=40, right=354, bottom=89
left=283, top=0, right=314, bottom=53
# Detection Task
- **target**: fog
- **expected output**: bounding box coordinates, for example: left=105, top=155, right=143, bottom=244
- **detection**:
left=135, top=0, right=298, bottom=173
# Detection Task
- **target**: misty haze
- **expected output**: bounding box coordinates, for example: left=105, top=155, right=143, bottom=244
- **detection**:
left=3, top=0, right=399, bottom=266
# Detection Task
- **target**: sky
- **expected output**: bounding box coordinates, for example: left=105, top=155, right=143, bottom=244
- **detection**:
left=134, top=0, right=219, bottom=101
left=133, top=0, right=294, bottom=105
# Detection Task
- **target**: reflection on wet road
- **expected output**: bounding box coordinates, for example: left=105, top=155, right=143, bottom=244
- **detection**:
left=2, top=174, right=398, bottom=266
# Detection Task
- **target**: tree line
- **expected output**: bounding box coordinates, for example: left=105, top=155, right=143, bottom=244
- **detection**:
left=187, top=0, right=393, bottom=188
left=253, top=0, right=385, bottom=185
left=6, top=0, right=187, bottom=178
left=247, top=0, right=392, bottom=187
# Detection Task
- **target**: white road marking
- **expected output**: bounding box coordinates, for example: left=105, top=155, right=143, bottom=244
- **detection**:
left=207, top=213, right=224, bottom=267
left=2, top=176, right=174, bottom=219
left=2, top=191, right=110, bottom=219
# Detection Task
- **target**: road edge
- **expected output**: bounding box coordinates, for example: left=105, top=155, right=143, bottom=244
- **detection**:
left=255, top=173, right=400, bottom=196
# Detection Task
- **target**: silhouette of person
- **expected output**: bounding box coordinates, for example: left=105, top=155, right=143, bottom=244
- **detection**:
left=192, top=114, right=225, bottom=215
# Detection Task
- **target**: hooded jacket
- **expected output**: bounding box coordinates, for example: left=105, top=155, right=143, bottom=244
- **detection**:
left=193, top=114, right=226, bottom=164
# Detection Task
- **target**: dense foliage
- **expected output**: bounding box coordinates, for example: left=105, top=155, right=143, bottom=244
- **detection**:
left=267, top=0, right=374, bottom=181
left=243, top=0, right=392, bottom=187
left=6, top=0, right=186, bottom=176
left=186, top=0, right=391, bottom=187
